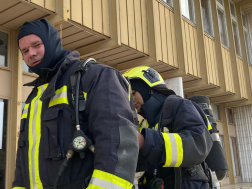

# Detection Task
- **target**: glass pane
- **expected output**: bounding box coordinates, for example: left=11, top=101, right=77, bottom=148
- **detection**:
left=229, top=1, right=236, bottom=18
left=245, top=32, right=252, bottom=64
left=218, top=9, right=229, bottom=47
left=211, top=103, right=221, bottom=120
left=232, top=22, right=242, bottom=57
left=230, top=137, right=241, bottom=176
left=217, top=0, right=223, bottom=6
left=219, top=135, right=229, bottom=177
left=162, top=0, right=173, bottom=7
left=226, top=108, right=234, bottom=124
left=242, top=14, right=247, bottom=28
left=0, top=99, right=8, bottom=189
left=0, top=31, right=8, bottom=67
left=201, top=0, right=214, bottom=36
left=23, top=60, right=33, bottom=73
left=181, top=0, right=195, bottom=23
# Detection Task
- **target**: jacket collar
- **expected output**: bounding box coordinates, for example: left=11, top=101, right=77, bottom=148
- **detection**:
left=24, top=51, right=81, bottom=101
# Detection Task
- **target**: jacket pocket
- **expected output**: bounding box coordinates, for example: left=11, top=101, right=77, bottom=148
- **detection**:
left=42, top=106, right=63, bottom=160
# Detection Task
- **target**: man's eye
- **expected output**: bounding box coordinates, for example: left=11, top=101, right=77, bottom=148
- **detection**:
left=35, top=44, right=41, bottom=48
left=23, top=50, right=28, bottom=54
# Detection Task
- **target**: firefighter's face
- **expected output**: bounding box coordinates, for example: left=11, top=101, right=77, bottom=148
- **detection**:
left=19, top=34, right=45, bottom=67
left=132, top=90, right=144, bottom=113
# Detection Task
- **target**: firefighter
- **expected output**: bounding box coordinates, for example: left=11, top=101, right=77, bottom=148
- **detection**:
left=123, top=66, right=213, bottom=189
left=13, top=18, right=138, bottom=189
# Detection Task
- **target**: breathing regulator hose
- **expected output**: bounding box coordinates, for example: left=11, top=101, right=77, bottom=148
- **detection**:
left=53, top=58, right=96, bottom=189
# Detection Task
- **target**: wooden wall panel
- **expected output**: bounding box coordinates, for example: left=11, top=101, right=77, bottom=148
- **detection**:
left=118, top=0, right=149, bottom=54
left=182, top=20, right=200, bottom=78
left=222, top=46, right=235, bottom=93
left=249, top=66, right=252, bottom=91
left=71, top=0, right=82, bottom=24
left=93, top=0, right=103, bottom=33
left=102, top=0, right=110, bottom=36
left=155, top=2, right=178, bottom=68
left=83, top=0, right=93, bottom=29
left=204, top=35, right=219, bottom=86
left=236, top=57, right=247, bottom=99
left=31, top=0, right=44, bottom=7
left=45, top=0, right=56, bottom=12
left=119, top=0, right=128, bottom=45
left=134, top=0, right=144, bottom=52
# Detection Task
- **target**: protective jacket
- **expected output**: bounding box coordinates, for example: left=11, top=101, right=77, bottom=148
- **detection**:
left=138, top=94, right=213, bottom=189
left=13, top=51, right=138, bottom=189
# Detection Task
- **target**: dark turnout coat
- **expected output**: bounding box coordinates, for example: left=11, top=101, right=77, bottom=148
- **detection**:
left=13, top=51, right=138, bottom=189
left=138, top=95, right=213, bottom=189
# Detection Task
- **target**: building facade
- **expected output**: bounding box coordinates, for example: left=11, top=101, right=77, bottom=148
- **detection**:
left=0, top=0, right=252, bottom=188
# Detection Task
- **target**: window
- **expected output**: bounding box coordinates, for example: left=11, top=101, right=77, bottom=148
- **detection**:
left=211, top=103, right=221, bottom=120
left=219, top=135, right=229, bottom=177
left=230, top=1, right=242, bottom=57
left=181, top=0, right=195, bottom=23
left=0, top=31, right=8, bottom=67
left=0, top=99, right=8, bottom=188
left=217, top=0, right=223, bottom=6
left=230, top=137, right=241, bottom=176
left=232, top=22, right=242, bottom=56
left=242, top=13, right=252, bottom=64
left=201, top=0, right=214, bottom=36
left=162, top=0, right=173, bottom=7
left=217, top=9, right=229, bottom=47
left=23, top=60, right=33, bottom=73
left=226, top=108, right=234, bottom=124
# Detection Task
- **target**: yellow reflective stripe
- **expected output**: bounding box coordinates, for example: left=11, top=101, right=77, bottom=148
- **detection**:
left=162, top=133, right=183, bottom=167
left=89, top=169, right=133, bottom=189
left=24, top=103, right=30, bottom=109
left=87, top=184, right=104, bottom=189
left=13, top=187, right=26, bottom=189
left=128, top=85, right=131, bottom=101
left=206, top=116, right=212, bottom=130
left=139, top=120, right=143, bottom=132
left=83, top=92, right=87, bottom=100
left=49, top=85, right=69, bottom=107
left=28, top=84, right=47, bottom=189
left=152, top=123, right=158, bottom=130
left=21, top=103, right=30, bottom=119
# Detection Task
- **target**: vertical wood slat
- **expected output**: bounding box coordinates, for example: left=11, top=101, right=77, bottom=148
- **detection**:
left=141, top=0, right=149, bottom=55
left=127, top=0, right=136, bottom=49
left=165, top=8, right=174, bottom=66
left=134, top=0, right=144, bottom=52
left=119, top=0, right=129, bottom=45
left=189, top=24, right=196, bottom=76
left=155, top=1, right=162, bottom=61
left=249, top=66, right=252, bottom=91
left=205, top=37, right=212, bottom=84
left=159, top=4, right=168, bottom=63
left=71, top=0, right=82, bottom=24
left=184, top=21, right=193, bottom=75
left=237, top=57, right=247, bottom=99
left=211, top=38, right=219, bottom=86
left=222, top=47, right=229, bottom=91
left=193, top=25, right=200, bottom=77
left=45, top=0, right=55, bottom=12
left=102, top=0, right=110, bottom=36
left=208, top=37, right=215, bottom=84
left=31, top=0, right=44, bottom=7
left=92, top=0, right=103, bottom=33
left=170, top=11, right=178, bottom=68
left=83, top=0, right=92, bottom=29
left=67, top=0, right=71, bottom=19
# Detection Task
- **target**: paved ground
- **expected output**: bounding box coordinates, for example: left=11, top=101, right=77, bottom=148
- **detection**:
left=221, top=183, right=252, bottom=189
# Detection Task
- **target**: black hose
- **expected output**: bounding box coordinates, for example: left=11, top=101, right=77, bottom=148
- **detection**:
left=75, top=72, right=81, bottom=126
left=53, top=159, right=70, bottom=189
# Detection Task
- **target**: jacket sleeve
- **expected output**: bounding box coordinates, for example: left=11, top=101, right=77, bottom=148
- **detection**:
left=82, top=65, right=139, bottom=189
left=139, top=98, right=213, bottom=168
left=12, top=147, right=25, bottom=189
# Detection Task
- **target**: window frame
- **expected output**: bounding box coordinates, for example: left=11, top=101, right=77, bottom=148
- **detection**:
left=161, top=0, right=173, bottom=8
left=211, top=103, right=221, bottom=121
left=0, top=27, right=11, bottom=70
left=201, top=0, right=214, bottom=37
left=217, top=6, right=229, bottom=48
left=229, top=0, right=242, bottom=58
left=181, top=0, right=196, bottom=24
left=242, top=12, right=252, bottom=64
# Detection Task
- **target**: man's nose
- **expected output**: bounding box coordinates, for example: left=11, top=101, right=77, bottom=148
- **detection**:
left=28, top=46, right=37, bottom=56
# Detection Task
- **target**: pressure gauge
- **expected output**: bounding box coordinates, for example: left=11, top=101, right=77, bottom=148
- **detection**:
left=73, top=136, right=86, bottom=150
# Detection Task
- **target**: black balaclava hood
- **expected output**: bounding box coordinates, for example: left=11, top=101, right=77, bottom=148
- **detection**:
left=130, top=79, right=152, bottom=103
left=18, top=18, right=70, bottom=76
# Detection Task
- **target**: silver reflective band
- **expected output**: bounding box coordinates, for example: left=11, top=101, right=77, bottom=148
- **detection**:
left=211, top=133, right=220, bottom=142
left=90, top=177, right=125, bottom=189
left=169, top=134, right=178, bottom=167
left=51, top=91, right=67, bottom=101
left=23, top=108, right=29, bottom=115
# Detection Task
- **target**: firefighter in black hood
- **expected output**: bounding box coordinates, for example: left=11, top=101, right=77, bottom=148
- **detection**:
left=124, top=66, right=213, bottom=189
left=13, top=18, right=138, bottom=189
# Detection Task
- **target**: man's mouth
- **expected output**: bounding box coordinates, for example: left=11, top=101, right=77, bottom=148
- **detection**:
left=32, top=60, right=41, bottom=66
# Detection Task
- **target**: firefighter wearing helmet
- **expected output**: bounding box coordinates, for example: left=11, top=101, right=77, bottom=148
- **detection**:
left=124, top=66, right=213, bottom=189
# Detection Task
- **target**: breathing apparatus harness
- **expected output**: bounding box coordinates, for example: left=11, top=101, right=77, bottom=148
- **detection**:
left=53, top=58, right=96, bottom=189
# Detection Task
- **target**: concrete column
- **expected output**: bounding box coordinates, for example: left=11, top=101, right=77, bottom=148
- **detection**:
left=234, top=105, right=252, bottom=183
left=164, top=77, right=184, bottom=98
